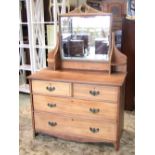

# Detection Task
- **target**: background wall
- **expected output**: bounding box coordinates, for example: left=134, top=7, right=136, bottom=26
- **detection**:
left=70, top=0, right=86, bottom=7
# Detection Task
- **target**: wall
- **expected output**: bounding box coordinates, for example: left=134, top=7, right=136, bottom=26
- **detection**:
left=69, top=0, right=86, bottom=7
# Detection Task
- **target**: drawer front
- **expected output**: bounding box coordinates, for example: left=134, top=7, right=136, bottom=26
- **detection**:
left=33, top=95, right=117, bottom=121
left=73, top=83, right=119, bottom=102
left=34, top=112, right=117, bottom=141
left=32, top=80, right=71, bottom=96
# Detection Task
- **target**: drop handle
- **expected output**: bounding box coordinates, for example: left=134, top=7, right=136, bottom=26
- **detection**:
left=89, top=108, right=100, bottom=114
left=89, top=127, right=99, bottom=133
left=46, top=85, right=55, bottom=92
left=48, top=121, right=57, bottom=127
left=89, top=90, right=100, bottom=96
left=47, top=103, right=56, bottom=108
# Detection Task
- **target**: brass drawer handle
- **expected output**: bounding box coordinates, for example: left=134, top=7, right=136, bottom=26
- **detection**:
left=47, top=103, right=56, bottom=108
left=48, top=121, right=57, bottom=127
left=46, top=85, right=55, bottom=92
left=89, top=90, right=100, bottom=96
left=89, top=108, right=100, bottom=114
left=89, top=127, right=99, bottom=133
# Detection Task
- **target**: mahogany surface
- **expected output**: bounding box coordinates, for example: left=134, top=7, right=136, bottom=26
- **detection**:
left=121, top=18, right=135, bottom=110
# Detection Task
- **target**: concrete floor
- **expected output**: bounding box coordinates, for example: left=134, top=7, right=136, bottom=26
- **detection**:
left=19, top=93, right=135, bottom=155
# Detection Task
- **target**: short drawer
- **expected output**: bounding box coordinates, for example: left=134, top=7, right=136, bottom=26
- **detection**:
left=32, top=80, right=71, bottom=97
left=33, top=95, right=117, bottom=121
left=34, top=112, right=117, bottom=141
left=73, top=83, right=119, bottom=102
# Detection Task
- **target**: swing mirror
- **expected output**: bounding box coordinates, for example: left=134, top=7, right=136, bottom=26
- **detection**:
left=59, top=12, right=112, bottom=62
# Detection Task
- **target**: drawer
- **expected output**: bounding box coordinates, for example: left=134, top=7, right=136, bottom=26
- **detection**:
left=34, top=112, right=117, bottom=141
left=73, top=83, right=119, bottom=102
left=33, top=95, right=117, bottom=121
left=32, top=80, right=71, bottom=97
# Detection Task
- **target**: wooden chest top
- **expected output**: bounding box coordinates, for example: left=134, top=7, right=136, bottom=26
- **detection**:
left=28, top=69, right=126, bottom=86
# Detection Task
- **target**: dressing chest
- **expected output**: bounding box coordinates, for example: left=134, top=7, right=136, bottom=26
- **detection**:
left=28, top=4, right=127, bottom=150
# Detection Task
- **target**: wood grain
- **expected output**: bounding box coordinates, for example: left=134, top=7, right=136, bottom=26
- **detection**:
left=73, top=83, right=119, bottom=102
left=28, top=80, right=36, bottom=137
left=34, top=112, right=117, bottom=141
left=61, top=60, right=110, bottom=71
left=28, top=69, right=126, bottom=86
left=121, top=18, right=135, bottom=110
left=32, top=80, right=71, bottom=97
left=33, top=94, right=117, bottom=121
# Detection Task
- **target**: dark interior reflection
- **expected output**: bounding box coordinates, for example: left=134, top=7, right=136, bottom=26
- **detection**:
left=60, top=16, right=111, bottom=61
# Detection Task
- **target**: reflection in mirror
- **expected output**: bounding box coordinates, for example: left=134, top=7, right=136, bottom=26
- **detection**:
left=60, top=15, right=111, bottom=61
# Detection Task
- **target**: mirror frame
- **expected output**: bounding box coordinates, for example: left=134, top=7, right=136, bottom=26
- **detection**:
left=47, top=4, right=127, bottom=74
left=59, top=11, right=113, bottom=62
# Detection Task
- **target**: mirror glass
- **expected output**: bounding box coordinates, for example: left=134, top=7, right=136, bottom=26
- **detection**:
left=60, top=15, right=112, bottom=61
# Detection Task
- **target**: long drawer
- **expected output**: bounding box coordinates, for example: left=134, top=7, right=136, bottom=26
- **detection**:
left=73, top=83, right=119, bottom=102
left=33, top=95, right=117, bottom=121
left=32, top=80, right=71, bottom=97
left=34, top=112, right=117, bottom=141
